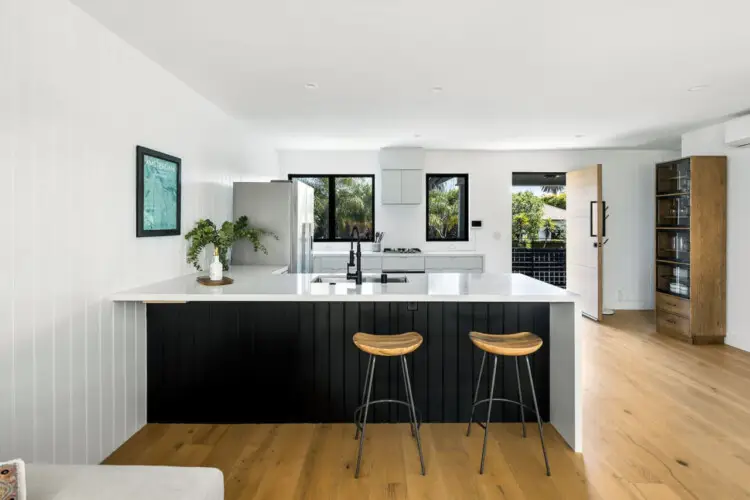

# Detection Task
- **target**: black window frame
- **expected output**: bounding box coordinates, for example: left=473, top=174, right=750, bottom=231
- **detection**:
left=288, top=174, right=376, bottom=242
left=425, top=173, right=470, bottom=242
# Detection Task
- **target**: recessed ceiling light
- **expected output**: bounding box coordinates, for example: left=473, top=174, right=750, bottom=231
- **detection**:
left=575, top=134, right=585, bottom=138
left=688, top=85, right=709, bottom=92
left=305, top=82, right=319, bottom=90
left=431, top=86, right=443, bottom=93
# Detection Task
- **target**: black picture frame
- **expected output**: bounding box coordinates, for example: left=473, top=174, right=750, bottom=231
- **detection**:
left=136, top=145, right=182, bottom=237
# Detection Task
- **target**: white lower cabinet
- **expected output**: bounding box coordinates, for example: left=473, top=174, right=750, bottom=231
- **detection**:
left=314, top=255, right=381, bottom=273
left=425, top=256, right=484, bottom=273
left=313, top=254, right=484, bottom=274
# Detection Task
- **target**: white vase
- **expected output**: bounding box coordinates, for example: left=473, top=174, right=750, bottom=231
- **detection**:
left=209, top=249, right=223, bottom=281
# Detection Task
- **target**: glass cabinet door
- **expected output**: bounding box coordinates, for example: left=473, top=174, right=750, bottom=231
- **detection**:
left=656, top=262, right=690, bottom=298
left=656, top=195, right=690, bottom=227
left=656, top=229, right=690, bottom=263
left=656, top=159, right=691, bottom=195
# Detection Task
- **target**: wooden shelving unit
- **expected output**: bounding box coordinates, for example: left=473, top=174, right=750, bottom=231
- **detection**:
left=654, top=156, right=727, bottom=344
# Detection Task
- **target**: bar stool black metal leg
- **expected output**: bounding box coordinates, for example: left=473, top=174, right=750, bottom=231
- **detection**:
left=466, top=351, right=486, bottom=437
left=354, top=354, right=373, bottom=440
left=479, top=355, right=499, bottom=475
left=401, top=356, right=426, bottom=475
left=515, top=357, right=527, bottom=438
left=525, top=356, right=551, bottom=476
left=399, top=356, right=416, bottom=438
left=355, top=357, right=376, bottom=478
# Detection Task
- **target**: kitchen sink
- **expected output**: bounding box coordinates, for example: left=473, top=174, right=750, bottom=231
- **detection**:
left=311, top=275, right=408, bottom=284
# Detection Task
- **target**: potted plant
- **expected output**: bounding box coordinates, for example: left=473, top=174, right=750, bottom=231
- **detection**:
left=185, top=216, right=277, bottom=271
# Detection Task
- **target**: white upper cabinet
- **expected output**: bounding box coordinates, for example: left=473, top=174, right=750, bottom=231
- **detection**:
left=379, top=147, right=425, bottom=205
left=382, top=169, right=422, bottom=205
left=381, top=169, right=403, bottom=205
left=400, top=169, right=422, bottom=205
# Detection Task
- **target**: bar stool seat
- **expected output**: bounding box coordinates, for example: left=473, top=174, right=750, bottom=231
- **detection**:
left=352, top=331, right=425, bottom=478
left=353, top=332, right=423, bottom=356
left=468, top=331, right=542, bottom=357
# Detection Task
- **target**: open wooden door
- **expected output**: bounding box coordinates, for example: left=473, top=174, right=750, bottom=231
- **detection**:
left=566, top=165, right=603, bottom=321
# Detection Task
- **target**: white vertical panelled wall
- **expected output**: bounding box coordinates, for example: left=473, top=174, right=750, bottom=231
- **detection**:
left=682, top=122, right=750, bottom=353
left=0, top=0, right=278, bottom=464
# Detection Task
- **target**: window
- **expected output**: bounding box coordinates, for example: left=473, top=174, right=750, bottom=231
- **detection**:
left=288, top=175, right=375, bottom=242
left=426, top=174, right=469, bottom=241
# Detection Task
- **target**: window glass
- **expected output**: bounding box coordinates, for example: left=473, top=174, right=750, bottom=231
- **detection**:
left=294, top=176, right=330, bottom=241
left=289, top=175, right=375, bottom=241
left=334, top=177, right=374, bottom=240
left=426, top=174, right=469, bottom=241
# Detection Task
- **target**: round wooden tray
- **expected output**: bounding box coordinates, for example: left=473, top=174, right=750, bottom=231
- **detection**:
left=197, top=276, right=234, bottom=286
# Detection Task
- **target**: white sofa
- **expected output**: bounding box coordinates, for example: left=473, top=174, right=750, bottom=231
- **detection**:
left=26, top=464, right=224, bottom=500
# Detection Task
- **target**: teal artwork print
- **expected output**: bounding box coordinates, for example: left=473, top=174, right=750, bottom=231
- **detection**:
left=143, top=154, right=178, bottom=230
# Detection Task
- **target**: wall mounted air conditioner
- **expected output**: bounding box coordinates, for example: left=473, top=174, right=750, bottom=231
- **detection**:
left=724, top=114, right=750, bottom=147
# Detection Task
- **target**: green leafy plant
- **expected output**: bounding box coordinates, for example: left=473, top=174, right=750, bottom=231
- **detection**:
left=542, top=217, right=556, bottom=242
left=512, top=191, right=545, bottom=245
left=541, top=193, right=566, bottom=209
left=185, top=216, right=278, bottom=271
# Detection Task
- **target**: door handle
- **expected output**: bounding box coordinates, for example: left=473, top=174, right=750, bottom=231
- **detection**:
left=590, top=201, right=608, bottom=238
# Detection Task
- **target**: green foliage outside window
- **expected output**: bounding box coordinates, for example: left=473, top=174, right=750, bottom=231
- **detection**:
left=293, top=176, right=374, bottom=241
left=541, top=193, right=566, bottom=210
left=512, top=191, right=545, bottom=245
left=428, top=188, right=460, bottom=239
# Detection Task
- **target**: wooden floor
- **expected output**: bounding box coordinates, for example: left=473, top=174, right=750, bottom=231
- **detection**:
left=105, top=311, right=750, bottom=499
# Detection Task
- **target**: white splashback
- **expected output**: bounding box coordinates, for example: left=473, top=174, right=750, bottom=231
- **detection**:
left=0, top=0, right=277, bottom=465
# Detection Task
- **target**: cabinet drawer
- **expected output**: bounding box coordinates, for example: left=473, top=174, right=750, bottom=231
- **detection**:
left=361, top=256, right=382, bottom=271
left=657, top=311, right=690, bottom=338
left=656, top=292, right=690, bottom=318
left=315, top=255, right=382, bottom=272
left=382, top=256, right=425, bottom=272
left=315, top=256, right=347, bottom=272
left=425, top=256, right=483, bottom=271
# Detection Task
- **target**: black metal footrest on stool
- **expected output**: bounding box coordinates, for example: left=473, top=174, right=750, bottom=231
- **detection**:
left=353, top=400, right=423, bottom=437
left=467, top=398, right=538, bottom=432
left=351, top=333, right=426, bottom=479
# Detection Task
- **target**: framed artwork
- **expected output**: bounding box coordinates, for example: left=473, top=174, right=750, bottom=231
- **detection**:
left=136, top=145, right=181, bottom=237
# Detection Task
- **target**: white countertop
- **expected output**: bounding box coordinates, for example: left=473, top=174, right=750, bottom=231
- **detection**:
left=111, top=265, right=577, bottom=303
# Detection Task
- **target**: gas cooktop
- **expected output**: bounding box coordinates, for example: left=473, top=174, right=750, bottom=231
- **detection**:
left=383, top=248, right=422, bottom=254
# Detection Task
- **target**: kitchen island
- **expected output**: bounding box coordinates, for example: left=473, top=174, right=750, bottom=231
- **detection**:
left=112, top=266, right=582, bottom=452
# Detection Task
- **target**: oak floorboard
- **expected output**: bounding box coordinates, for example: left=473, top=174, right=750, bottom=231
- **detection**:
left=104, top=311, right=750, bottom=499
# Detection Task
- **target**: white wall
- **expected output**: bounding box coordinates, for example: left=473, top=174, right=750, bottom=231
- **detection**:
left=0, top=0, right=278, bottom=464
left=279, top=149, right=677, bottom=309
left=682, top=122, right=749, bottom=352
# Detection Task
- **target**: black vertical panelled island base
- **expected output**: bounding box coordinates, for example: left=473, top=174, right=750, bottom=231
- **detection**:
left=146, top=301, right=550, bottom=425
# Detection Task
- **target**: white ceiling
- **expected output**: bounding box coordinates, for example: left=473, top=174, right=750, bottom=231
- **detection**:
left=73, top=0, right=750, bottom=150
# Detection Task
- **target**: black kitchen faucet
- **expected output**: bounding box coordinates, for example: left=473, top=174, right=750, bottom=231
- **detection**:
left=347, top=226, right=363, bottom=285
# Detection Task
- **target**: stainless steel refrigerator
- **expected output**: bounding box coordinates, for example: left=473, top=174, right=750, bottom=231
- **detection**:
left=232, top=180, right=314, bottom=273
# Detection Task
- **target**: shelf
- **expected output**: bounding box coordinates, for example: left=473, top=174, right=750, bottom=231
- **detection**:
left=656, top=227, right=690, bottom=231
left=656, top=259, right=690, bottom=266
left=660, top=275, right=690, bottom=284
left=656, top=192, right=690, bottom=198
left=657, top=288, right=690, bottom=300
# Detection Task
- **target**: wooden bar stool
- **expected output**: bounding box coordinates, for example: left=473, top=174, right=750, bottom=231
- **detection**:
left=466, top=331, right=550, bottom=476
left=352, top=331, right=426, bottom=478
